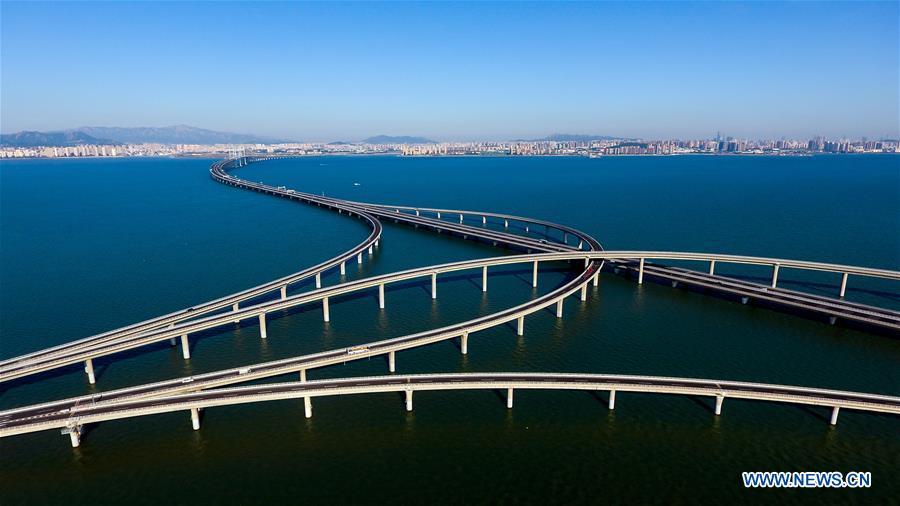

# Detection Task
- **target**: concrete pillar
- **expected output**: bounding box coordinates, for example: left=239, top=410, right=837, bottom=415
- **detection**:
left=580, top=283, right=587, bottom=301
left=459, top=213, right=463, bottom=223
left=563, top=232, right=568, bottom=244
left=280, top=285, right=287, bottom=300
left=181, top=334, right=190, bottom=359
left=437, top=211, right=441, bottom=219
left=431, top=273, right=437, bottom=299
left=578, top=240, right=583, bottom=249
left=830, top=406, right=840, bottom=426
left=375, top=239, right=379, bottom=248
left=525, top=225, right=529, bottom=233
left=232, top=302, right=240, bottom=323
left=368, top=245, right=373, bottom=255
left=532, top=260, right=539, bottom=288
left=461, top=332, right=468, bottom=355
left=709, top=260, right=716, bottom=275
left=379, top=283, right=385, bottom=309
left=169, top=337, right=177, bottom=346
left=504, top=219, right=509, bottom=228
left=741, top=296, right=750, bottom=305
left=593, top=272, right=599, bottom=287
left=517, top=316, right=524, bottom=336
left=389, top=351, right=396, bottom=373
left=415, top=209, right=420, bottom=216
left=357, top=252, right=362, bottom=264
left=482, top=266, right=488, bottom=292
left=608, top=390, right=616, bottom=410
left=556, top=298, right=564, bottom=318
left=322, top=297, right=330, bottom=322
left=258, top=313, right=267, bottom=338
left=84, top=359, right=96, bottom=385
left=839, top=272, right=848, bottom=298
left=190, top=408, right=200, bottom=430
left=715, top=395, right=723, bottom=416
left=340, top=261, right=346, bottom=275
left=638, top=258, right=645, bottom=284
left=69, top=428, right=81, bottom=448
left=771, top=264, right=780, bottom=288
left=300, top=369, right=312, bottom=418
left=405, top=390, right=413, bottom=411
left=315, top=272, right=322, bottom=289
left=507, top=388, right=514, bottom=409
left=482, top=216, right=486, bottom=225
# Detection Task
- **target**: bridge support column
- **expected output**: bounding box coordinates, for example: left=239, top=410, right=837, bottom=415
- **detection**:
left=507, top=388, right=514, bottom=409
left=436, top=211, right=441, bottom=219
left=190, top=408, right=200, bottom=430
left=357, top=253, right=363, bottom=264
left=504, top=219, right=509, bottom=228
left=556, top=298, right=564, bottom=318
left=839, top=272, right=848, bottom=298
left=389, top=351, right=396, bottom=373
left=563, top=232, right=568, bottom=244
left=322, top=297, right=330, bottom=322
left=379, top=283, right=385, bottom=309
left=169, top=337, right=177, bottom=346
left=375, top=239, right=379, bottom=248
left=638, top=258, right=645, bottom=284
left=368, top=245, right=373, bottom=255
left=580, top=283, right=587, bottom=301
left=232, top=302, right=240, bottom=323
left=593, top=272, right=599, bottom=287
left=405, top=390, right=413, bottom=412
left=84, top=359, right=96, bottom=385
left=259, top=313, right=267, bottom=339
left=301, top=370, right=312, bottom=418
left=830, top=406, right=840, bottom=426
left=715, top=395, right=723, bottom=416
left=181, top=334, right=190, bottom=359
left=461, top=332, right=468, bottom=355
left=340, top=262, right=346, bottom=276
left=316, top=273, right=322, bottom=289
left=709, top=260, right=716, bottom=275
left=608, top=390, right=616, bottom=410
left=459, top=214, right=464, bottom=223
left=68, top=428, right=81, bottom=448
left=532, top=261, right=539, bottom=288
left=771, top=264, right=780, bottom=288
left=741, top=296, right=750, bottom=305
left=482, top=216, right=486, bottom=225
left=415, top=209, right=420, bottom=216
left=517, top=316, right=524, bottom=336
left=578, top=240, right=583, bottom=249
left=525, top=225, right=529, bottom=233
left=431, top=273, right=437, bottom=299
left=280, top=285, right=287, bottom=300
left=482, top=266, right=488, bottom=292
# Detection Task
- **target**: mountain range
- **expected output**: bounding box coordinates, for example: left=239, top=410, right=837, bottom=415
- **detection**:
left=1, top=125, right=293, bottom=147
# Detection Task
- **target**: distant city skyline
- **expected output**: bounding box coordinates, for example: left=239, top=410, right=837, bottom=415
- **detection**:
left=2, top=2, right=898, bottom=140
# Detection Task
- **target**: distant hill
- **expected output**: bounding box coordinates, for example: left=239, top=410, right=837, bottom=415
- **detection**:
left=75, top=125, right=293, bottom=145
left=514, top=134, right=624, bottom=142
left=0, top=130, right=118, bottom=147
left=362, top=135, right=436, bottom=144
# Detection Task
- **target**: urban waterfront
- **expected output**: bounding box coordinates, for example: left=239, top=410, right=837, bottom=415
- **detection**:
left=1, top=155, right=898, bottom=504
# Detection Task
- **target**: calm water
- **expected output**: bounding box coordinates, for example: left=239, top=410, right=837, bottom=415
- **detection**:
left=1, top=155, right=898, bottom=504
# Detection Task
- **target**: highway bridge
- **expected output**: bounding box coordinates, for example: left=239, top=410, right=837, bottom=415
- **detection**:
left=2, top=373, right=899, bottom=448
left=0, top=155, right=897, bottom=448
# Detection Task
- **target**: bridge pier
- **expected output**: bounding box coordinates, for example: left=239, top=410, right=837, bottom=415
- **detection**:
left=437, top=211, right=441, bottom=219
left=517, top=316, right=524, bottom=336
left=741, top=296, right=750, bottom=305
left=357, top=253, right=363, bottom=264
left=482, top=266, right=488, bottom=292
left=580, top=283, right=587, bottom=301
left=593, top=271, right=599, bottom=286
left=709, top=260, right=716, bottom=275
left=259, top=313, right=267, bottom=339
left=405, top=390, right=413, bottom=411
left=830, top=406, right=840, bottom=425
left=556, top=298, right=564, bottom=318
left=68, top=427, right=81, bottom=448
left=322, top=298, right=330, bottom=322
left=840, top=272, right=848, bottom=298
left=280, top=285, right=287, bottom=300
left=715, top=395, right=723, bottom=416
left=316, top=273, right=322, bottom=289
left=461, top=332, right=468, bottom=355
left=578, top=240, right=583, bottom=249
left=301, top=369, right=312, bottom=418
left=507, top=388, right=514, bottom=409
left=532, top=260, right=539, bottom=288
left=771, top=264, right=780, bottom=288
left=379, top=283, right=385, bottom=309
left=504, top=219, right=509, bottom=228
left=563, top=232, right=568, bottom=244
left=84, top=359, right=96, bottom=385
left=638, top=258, right=645, bottom=284
left=525, top=225, right=529, bottom=233
left=608, top=390, right=616, bottom=410
left=368, top=245, right=373, bottom=255
left=340, top=262, right=346, bottom=276
left=181, top=334, right=190, bottom=359
left=169, top=337, right=176, bottom=346
left=389, top=351, right=396, bottom=373
left=431, top=273, right=437, bottom=299
left=232, top=302, right=240, bottom=322
left=459, top=214, right=464, bottom=223
left=482, top=216, right=486, bottom=225
left=190, top=408, right=200, bottom=430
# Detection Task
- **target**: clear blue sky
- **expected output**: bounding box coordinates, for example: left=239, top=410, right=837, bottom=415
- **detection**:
left=1, top=1, right=897, bottom=141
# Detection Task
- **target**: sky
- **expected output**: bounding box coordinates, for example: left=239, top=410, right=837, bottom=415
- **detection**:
left=1, top=1, right=898, bottom=141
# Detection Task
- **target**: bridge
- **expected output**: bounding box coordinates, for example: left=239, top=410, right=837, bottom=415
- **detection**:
left=0, top=155, right=897, bottom=448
